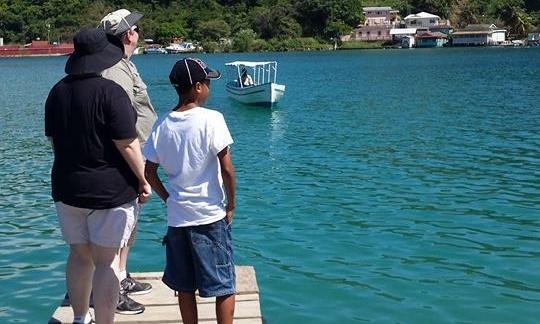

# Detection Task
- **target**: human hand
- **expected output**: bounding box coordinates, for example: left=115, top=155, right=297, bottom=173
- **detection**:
left=225, top=204, right=235, bottom=224
left=138, top=181, right=152, bottom=204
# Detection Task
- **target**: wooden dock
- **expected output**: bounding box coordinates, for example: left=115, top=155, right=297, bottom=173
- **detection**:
left=49, top=266, right=262, bottom=323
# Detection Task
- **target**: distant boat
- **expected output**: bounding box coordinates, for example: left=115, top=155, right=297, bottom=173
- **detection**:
left=0, top=40, right=73, bottom=57
left=165, top=42, right=197, bottom=54
left=144, top=45, right=167, bottom=54
left=224, top=61, right=285, bottom=106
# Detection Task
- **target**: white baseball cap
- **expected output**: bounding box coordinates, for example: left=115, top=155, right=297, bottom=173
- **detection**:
left=99, top=9, right=143, bottom=36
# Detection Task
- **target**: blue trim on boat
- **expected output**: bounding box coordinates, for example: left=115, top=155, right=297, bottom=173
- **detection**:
left=225, top=87, right=266, bottom=96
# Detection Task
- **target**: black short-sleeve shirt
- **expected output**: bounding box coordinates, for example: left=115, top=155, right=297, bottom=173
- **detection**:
left=45, top=74, right=138, bottom=209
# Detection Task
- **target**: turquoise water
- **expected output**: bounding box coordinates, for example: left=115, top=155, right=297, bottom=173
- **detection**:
left=1, top=48, right=539, bottom=323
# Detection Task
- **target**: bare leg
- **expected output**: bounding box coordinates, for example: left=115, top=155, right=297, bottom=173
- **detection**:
left=119, top=245, right=129, bottom=277
left=91, top=244, right=120, bottom=324
left=178, top=292, right=197, bottom=324
left=119, top=224, right=136, bottom=281
left=66, top=244, right=94, bottom=319
left=216, top=294, right=235, bottom=324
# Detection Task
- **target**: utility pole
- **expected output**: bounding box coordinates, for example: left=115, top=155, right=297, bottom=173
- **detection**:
left=46, top=23, right=51, bottom=43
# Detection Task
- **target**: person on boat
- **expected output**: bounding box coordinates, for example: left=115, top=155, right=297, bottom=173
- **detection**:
left=144, top=58, right=237, bottom=324
left=45, top=28, right=151, bottom=324
left=99, top=8, right=157, bottom=315
left=241, top=67, right=254, bottom=86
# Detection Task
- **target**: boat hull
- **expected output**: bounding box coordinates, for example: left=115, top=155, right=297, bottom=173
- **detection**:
left=226, top=82, right=285, bottom=105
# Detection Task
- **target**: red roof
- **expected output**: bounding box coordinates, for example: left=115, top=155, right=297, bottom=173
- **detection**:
left=416, top=31, right=448, bottom=39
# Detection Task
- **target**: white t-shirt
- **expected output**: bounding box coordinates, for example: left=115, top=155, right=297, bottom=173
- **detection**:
left=242, top=74, right=254, bottom=86
left=144, top=107, right=233, bottom=227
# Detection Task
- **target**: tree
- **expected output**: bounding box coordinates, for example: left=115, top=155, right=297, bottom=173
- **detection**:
left=198, top=19, right=231, bottom=41
left=155, top=22, right=186, bottom=43
left=232, top=28, right=257, bottom=51
left=250, top=5, right=301, bottom=40
left=449, top=0, right=480, bottom=28
left=490, top=0, right=533, bottom=35
left=325, top=19, right=352, bottom=39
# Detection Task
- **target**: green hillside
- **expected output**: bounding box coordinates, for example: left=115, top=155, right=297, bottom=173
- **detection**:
left=0, top=0, right=538, bottom=51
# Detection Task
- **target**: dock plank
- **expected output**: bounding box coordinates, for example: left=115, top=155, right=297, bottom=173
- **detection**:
left=49, top=266, right=262, bottom=324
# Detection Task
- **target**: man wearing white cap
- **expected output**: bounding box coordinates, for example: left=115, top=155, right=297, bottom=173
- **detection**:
left=99, top=8, right=157, bottom=315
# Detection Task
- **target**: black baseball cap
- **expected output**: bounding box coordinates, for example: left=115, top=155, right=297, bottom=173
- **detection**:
left=169, top=58, right=221, bottom=88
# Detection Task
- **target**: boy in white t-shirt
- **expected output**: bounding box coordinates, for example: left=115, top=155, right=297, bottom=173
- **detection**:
left=144, top=58, right=236, bottom=324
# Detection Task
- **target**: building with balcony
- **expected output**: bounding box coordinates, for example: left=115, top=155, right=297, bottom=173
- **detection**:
left=352, top=7, right=400, bottom=41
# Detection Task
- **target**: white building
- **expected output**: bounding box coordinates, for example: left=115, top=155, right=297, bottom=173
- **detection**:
left=404, top=12, right=441, bottom=28
left=452, top=24, right=507, bottom=46
left=390, top=28, right=417, bottom=47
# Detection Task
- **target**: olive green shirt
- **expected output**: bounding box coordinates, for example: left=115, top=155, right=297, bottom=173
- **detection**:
left=102, top=57, right=157, bottom=146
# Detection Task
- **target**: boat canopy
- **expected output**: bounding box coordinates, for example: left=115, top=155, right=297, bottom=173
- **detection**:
left=225, top=61, right=276, bottom=67
left=225, top=61, right=279, bottom=87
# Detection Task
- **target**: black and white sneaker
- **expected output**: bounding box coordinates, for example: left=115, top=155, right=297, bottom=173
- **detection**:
left=121, top=273, right=152, bottom=295
left=116, top=292, right=145, bottom=315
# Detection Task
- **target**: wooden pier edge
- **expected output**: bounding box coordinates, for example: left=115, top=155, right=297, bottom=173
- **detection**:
left=49, top=265, right=262, bottom=324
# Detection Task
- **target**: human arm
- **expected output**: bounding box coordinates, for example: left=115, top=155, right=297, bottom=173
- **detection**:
left=144, top=160, right=169, bottom=203
left=113, top=137, right=152, bottom=203
left=218, top=146, right=236, bottom=223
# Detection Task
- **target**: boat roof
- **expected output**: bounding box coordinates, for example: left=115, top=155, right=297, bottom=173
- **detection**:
left=225, top=61, right=276, bottom=67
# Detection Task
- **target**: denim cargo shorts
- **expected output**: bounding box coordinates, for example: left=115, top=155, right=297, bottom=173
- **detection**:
left=162, top=217, right=236, bottom=297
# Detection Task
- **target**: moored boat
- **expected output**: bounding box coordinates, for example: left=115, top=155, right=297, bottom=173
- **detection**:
left=165, top=42, right=197, bottom=54
left=144, top=44, right=167, bottom=54
left=224, top=61, right=285, bottom=106
left=0, top=40, right=73, bottom=57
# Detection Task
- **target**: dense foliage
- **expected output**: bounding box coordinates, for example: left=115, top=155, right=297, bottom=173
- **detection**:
left=1, top=0, right=539, bottom=50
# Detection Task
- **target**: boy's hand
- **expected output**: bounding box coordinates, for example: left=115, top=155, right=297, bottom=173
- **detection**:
left=138, top=181, right=152, bottom=204
left=225, top=204, right=235, bottom=224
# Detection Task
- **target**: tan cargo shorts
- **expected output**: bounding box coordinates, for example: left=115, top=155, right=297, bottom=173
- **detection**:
left=56, top=200, right=139, bottom=248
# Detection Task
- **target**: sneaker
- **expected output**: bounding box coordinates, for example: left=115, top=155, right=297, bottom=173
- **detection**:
left=72, top=312, right=94, bottom=324
left=72, top=319, right=94, bottom=324
left=116, top=292, right=145, bottom=315
left=121, top=274, right=152, bottom=295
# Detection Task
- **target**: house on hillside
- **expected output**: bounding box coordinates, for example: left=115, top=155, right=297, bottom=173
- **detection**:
left=403, top=12, right=452, bottom=35
left=451, top=24, right=507, bottom=46
left=404, top=12, right=441, bottom=28
left=350, top=7, right=400, bottom=41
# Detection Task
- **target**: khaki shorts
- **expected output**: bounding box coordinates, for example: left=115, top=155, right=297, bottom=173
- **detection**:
left=56, top=200, right=139, bottom=248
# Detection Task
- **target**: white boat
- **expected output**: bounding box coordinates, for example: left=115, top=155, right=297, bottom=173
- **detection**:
left=225, top=61, right=285, bottom=105
left=144, top=45, right=167, bottom=54
left=165, top=42, right=197, bottom=54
